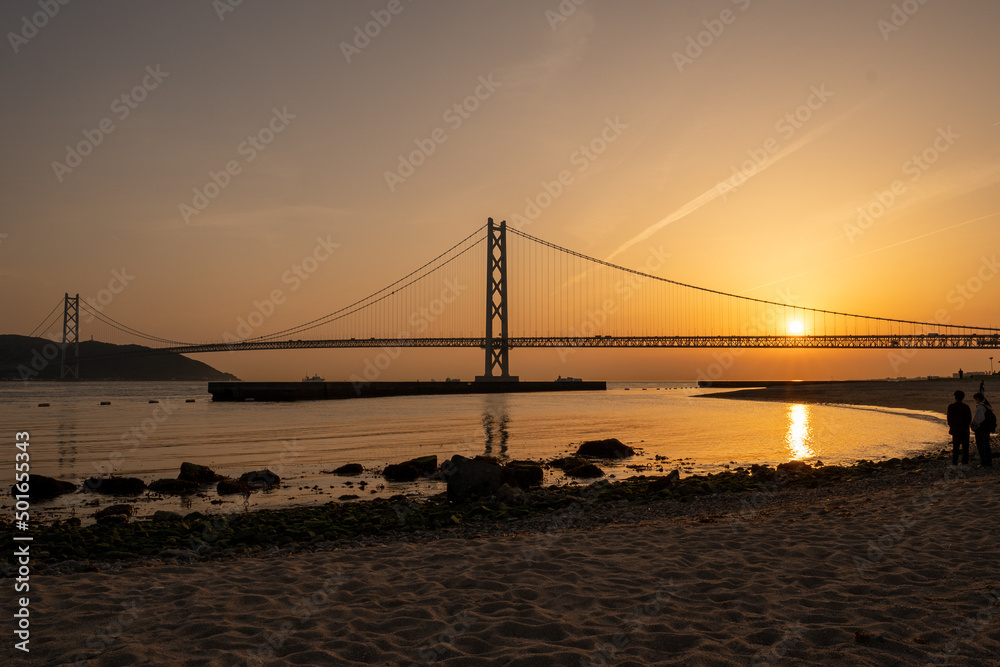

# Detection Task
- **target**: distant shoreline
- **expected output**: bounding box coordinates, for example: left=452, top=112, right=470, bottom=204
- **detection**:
left=697, top=377, right=994, bottom=415
left=0, top=334, right=238, bottom=382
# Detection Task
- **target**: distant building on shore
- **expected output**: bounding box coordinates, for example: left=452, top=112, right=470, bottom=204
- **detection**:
left=954, top=371, right=988, bottom=379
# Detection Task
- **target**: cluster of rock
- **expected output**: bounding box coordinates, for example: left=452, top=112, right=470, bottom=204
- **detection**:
left=85, top=505, right=199, bottom=526
left=89, top=465, right=281, bottom=523
left=74, top=462, right=282, bottom=501
left=8, top=462, right=285, bottom=525
left=364, top=438, right=639, bottom=504
left=444, top=455, right=545, bottom=503
left=13, top=438, right=642, bottom=525
left=741, top=460, right=820, bottom=483
left=551, top=438, right=636, bottom=478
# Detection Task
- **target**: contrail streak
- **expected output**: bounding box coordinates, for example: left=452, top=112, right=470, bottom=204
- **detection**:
left=607, top=98, right=875, bottom=260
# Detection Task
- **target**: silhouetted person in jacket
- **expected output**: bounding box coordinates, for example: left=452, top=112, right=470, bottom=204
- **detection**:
left=947, top=390, right=972, bottom=466
left=970, top=392, right=993, bottom=468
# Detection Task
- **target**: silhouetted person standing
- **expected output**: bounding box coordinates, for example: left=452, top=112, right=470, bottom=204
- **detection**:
left=970, top=392, right=994, bottom=468
left=947, top=390, right=972, bottom=466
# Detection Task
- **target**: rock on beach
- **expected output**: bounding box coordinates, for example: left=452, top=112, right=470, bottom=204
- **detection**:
left=239, top=469, right=281, bottom=490
left=445, top=455, right=545, bottom=503
left=85, top=476, right=147, bottom=496
left=383, top=456, right=438, bottom=483
left=178, top=462, right=222, bottom=484
left=10, top=474, right=77, bottom=502
left=574, top=438, right=636, bottom=459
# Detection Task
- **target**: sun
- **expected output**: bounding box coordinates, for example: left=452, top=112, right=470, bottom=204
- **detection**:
left=788, top=320, right=805, bottom=335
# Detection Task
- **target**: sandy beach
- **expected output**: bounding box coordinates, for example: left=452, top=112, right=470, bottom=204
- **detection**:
left=18, top=380, right=1000, bottom=666
left=699, top=378, right=990, bottom=415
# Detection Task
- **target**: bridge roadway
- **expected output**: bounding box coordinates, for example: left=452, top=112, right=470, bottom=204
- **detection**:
left=154, top=333, right=1000, bottom=355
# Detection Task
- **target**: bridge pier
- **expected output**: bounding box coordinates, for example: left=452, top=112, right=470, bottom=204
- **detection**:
left=476, top=218, right=518, bottom=383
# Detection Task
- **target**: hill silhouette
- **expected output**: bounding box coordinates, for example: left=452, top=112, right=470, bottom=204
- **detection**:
left=0, top=335, right=240, bottom=381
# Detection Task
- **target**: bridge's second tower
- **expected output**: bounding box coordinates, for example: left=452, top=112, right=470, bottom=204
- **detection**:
left=476, top=218, right=518, bottom=382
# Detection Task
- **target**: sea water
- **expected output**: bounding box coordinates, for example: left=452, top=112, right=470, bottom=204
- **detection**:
left=0, top=381, right=946, bottom=521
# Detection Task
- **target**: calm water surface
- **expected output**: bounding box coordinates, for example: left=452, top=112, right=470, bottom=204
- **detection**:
left=0, top=381, right=946, bottom=521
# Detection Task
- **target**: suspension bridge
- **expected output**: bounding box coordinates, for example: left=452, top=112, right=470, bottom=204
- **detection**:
left=10, top=219, right=1000, bottom=381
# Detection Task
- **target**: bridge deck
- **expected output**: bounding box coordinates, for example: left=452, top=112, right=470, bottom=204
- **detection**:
left=154, top=334, right=1000, bottom=355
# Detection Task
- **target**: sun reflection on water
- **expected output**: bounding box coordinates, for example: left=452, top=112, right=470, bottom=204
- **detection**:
left=785, top=403, right=814, bottom=459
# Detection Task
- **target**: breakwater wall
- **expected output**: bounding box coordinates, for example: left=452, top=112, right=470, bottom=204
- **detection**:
left=208, top=380, right=607, bottom=402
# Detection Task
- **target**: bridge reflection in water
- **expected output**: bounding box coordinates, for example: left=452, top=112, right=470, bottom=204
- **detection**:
left=482, top=398, right=511, bottom=457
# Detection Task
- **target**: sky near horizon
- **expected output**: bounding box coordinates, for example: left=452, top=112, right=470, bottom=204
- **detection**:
left=2, top=0, right=999, bottom=382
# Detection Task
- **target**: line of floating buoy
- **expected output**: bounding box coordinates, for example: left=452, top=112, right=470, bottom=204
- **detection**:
left=36, top=399, right=203, bottom=408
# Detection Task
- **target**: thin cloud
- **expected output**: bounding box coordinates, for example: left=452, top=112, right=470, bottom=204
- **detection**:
left=498, top=10, right=596, bottom=95
left=746, top=210, right=1000, bottom=292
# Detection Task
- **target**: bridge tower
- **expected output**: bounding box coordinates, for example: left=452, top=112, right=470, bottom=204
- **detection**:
left=476, top=218, right=518, bottom=382
left=60, top=293, right=80, bottom=380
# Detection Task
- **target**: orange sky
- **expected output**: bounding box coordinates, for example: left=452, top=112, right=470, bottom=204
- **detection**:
left=2, top=0, right=999, bottom=381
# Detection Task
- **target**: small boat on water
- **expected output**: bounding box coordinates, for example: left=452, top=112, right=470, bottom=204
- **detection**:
left=301, top=374, right=325, bottom=382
